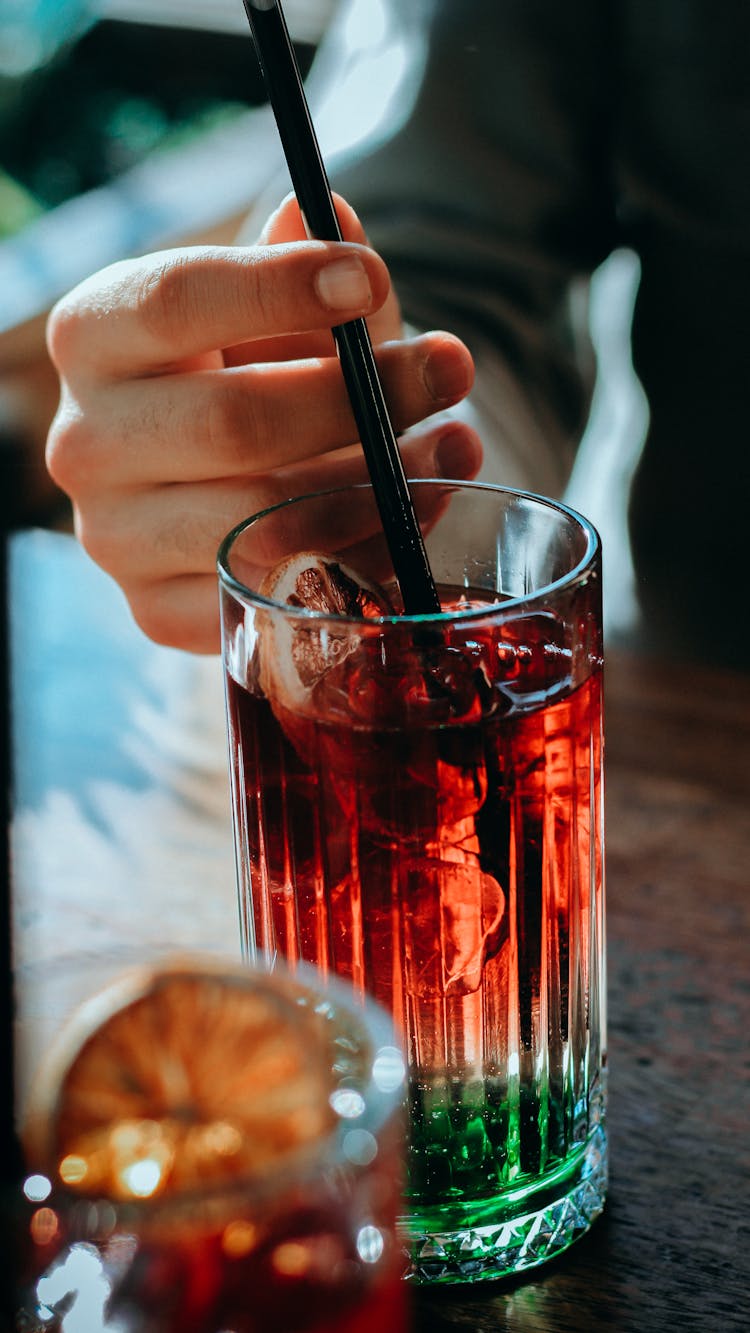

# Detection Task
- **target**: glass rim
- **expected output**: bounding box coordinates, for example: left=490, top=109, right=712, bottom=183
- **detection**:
left=217, top=479, right=600, bottom=626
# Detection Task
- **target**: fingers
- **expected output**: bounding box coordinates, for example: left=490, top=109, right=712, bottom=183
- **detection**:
left=76, top=419, right=482, bottom=654
left=127, top=574, right=222, bottom=656
left=77, top=419, right=482, bottom=580
left=47, top=240, right=392, bottom=380
left=268, top=421, right=483, bottom=531
left=48, top=332, right=474, bottom=493
left=46, top=190, right=478, bottom=657
left=258, top=192, right=368, bottom=246
left=234, top=425, right=483, bottom=578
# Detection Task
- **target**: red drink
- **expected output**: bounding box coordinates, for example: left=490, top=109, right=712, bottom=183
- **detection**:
left=20, top=1186, right=408, bottom=1332
left=220, top=481, right=608, bottom=1282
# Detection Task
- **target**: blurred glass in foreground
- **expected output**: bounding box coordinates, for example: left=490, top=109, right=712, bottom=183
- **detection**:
left=15, top=957, right=408, bottom=1332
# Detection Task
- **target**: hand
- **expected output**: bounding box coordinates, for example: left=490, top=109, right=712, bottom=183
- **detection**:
left=46, top=195, right=480, bottom=653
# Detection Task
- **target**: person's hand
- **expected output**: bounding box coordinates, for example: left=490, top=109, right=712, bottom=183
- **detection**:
left=45, top=195, right=480, bottom=653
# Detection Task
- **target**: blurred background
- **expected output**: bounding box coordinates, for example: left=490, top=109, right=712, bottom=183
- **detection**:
left=0, top=0, right=644, bottom=642
left=0, top=0, right=337, bottom=524
left=0, top=1, right=335, bottom=236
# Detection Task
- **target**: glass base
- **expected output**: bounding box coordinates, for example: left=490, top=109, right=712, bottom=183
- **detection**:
left=401, top=1125, right=608, bottom=1285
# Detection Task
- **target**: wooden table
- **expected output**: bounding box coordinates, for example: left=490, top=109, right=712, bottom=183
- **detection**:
left=10, top=531, right=750, bottom=1331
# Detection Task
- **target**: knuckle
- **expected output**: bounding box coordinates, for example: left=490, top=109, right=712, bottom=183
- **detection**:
left=128, top=581, right=218, bottom=653
left=44, top=398, right=96, bottom=493
left=46, top=296, right=84, bottom=370
left=132, top=255, right=194, bottom=341
left=205, top=383, right=255, bottom=463
left=127, top=586, right=170, bottom=645
left=44, top=411, right=68, bottom=487
left=205, top=375, right=284, bottom=474
left=74, top=509, right=122, bottom=573
left=244, top=257, right=278, bottom=328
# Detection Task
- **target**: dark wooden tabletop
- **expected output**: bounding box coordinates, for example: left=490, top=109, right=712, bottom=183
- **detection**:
left=9, top=531, right=750, bottom=1332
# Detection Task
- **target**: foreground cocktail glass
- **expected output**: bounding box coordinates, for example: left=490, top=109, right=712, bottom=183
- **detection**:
left=17, top=959, right=407, bottom=1331
left=218, top=481, right=607, bottom=1283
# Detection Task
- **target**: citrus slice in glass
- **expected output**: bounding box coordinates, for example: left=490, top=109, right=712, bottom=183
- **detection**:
left=258, top=550, right=393, bottom=709
left=256, top=552, right=394, bottom=772
left=23, top=958, right=337, bottom=1203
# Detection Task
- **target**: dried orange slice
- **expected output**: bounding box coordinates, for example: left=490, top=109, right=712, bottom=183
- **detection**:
left=23, top=959, right=337, bottom=1202
left=259, top=551, right=393, bottom=709
left=260, top=551, right=392, bottom=622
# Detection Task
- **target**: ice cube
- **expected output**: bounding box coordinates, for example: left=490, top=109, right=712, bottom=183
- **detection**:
left=403, top=856, right=506, bottom=999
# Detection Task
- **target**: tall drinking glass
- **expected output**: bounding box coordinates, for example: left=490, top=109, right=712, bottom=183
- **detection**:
left=218, top=480, right=607, bottom=1284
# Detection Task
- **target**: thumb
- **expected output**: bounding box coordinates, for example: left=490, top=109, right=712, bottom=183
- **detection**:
left=258, top=191, right=402, bottom=344
left=258, top=190, right=370, bottom=246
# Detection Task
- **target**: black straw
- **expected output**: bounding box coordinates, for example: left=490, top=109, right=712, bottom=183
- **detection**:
left=241, top=0, right=441, bottom=615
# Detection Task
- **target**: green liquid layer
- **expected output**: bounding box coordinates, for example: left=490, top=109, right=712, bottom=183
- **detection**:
left=402, top=1082, right=607, bottom=1284
left=402, top=1124, right=607, bottom=1284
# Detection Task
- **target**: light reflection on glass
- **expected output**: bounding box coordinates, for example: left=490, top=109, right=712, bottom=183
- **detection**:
left=342, top=1129, right=378, bottom=1166
left=36, top=1243, right=114, bottom=1333
left=30, top=1206, right=59, bottom=1246
left=329, top=1087, right=366, bottom=1119
left=371, top=1045, right=405, bottom=1094
left=356, top=1224, right=385, bottom=1264
left=23, top=1174, right=52, bottom=1202
left=221, top=1218, right=258, bottom=1258
left=119, top=1157, right=163, bottom=1199
left=60, top=1154, right=88, bottom=1186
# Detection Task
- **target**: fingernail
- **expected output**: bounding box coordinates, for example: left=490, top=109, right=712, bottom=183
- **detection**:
left=315, top=256, right=372, bottom=311
left=436, top=425, right=481, bottom=479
